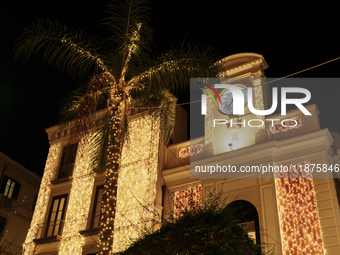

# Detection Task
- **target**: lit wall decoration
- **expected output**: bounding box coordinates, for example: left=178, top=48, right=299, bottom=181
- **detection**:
left=111, top=116, right=160, bottom=253
left=270, top=116, right=302, bottom=134
left=179, top=144, right=203, bottom=158
left=253, top=79, right=264, bottom=112
left=253, top=79, right=265, bottom=131
left=23, top=143, right=61, bottom=254
left=59, top=136, right=94, bottom=255
left=275, top=163, right=325, bottom=255
left=191, top=144, right=203, bottom=155
left=205, top=96, right=213, bottom=145
left=179, top=147, right=190, bottom=158
left=174, top=186, right=202, bottom=219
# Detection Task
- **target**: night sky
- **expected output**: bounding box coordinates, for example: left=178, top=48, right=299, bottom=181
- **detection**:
left=1, top=1, right=340, bottom=176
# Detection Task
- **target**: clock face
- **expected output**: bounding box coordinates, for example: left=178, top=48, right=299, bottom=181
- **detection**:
left=220, top=88, right=248, bottom=114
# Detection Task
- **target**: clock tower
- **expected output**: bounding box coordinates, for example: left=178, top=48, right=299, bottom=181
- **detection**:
left=204, top=53, right=270, bottom=155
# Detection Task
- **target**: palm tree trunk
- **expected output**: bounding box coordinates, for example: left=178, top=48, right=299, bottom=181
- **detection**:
left=98, top=96, right=125, bottom=255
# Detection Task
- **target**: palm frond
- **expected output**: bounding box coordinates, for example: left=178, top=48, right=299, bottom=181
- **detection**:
left=88, top=110, right=111, bottom=172
left=102, top=0, right=153, bottom=63
left=156, top=90, right=177, bottom=145
left=132, top=89, right=176, bottom=145
left=59, top=83, right=88, bottom=125
left=15, top=18, right=106, bottom=82
left=59, top=73, right=111, bottom=150
left=128, top=41, right=222, bottom=97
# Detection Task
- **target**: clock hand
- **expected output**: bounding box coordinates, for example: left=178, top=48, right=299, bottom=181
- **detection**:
left=227, top=99, right=233, bottom=108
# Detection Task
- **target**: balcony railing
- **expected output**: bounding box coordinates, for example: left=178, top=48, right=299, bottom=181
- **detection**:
left=79, top=212, right=101, bottom=236
left=34, top=220, right=65, bottom=243
left=50, top=164, right=75, bottom=184
left=0, top=194, right=12, bottom=207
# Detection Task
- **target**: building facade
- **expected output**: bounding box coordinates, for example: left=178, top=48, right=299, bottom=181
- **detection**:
left=0, top=152, right=41, bottom=255
left=23, top=53, right=340, bottom=255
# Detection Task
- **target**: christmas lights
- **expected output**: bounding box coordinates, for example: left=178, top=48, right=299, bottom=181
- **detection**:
left=59, top=136, right=94, bottom=254
left=24, top=114, right=160, bottom=255
left=270, top=116, right=302, bottom=134
left=275, top=163, right=324, bottom=255
left=23, top=143, right=61, bottom=254
left=179, top=144, right=203, bottom=158
left=111, top=116, right=160, bottom=253
left=253, top=78, right=265, bottom=131
left=174, top=186, right=202, bottom=218
left=205, top=97, right=213, bottom=145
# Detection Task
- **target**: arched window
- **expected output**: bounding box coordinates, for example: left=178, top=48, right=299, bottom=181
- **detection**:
left=225, top=200, right=261, bottom=244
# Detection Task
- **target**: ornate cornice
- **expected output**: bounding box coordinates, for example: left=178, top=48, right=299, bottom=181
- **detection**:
left=218, top=53, right=269, bottom=78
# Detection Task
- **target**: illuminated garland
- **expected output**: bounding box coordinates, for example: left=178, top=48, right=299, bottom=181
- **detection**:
left=179, top=144, right=203, bottom=158
left=253, top=79, right=265, bottom=131
left=23, top=143, right=61, bottom=254
left=205, top=97, right=213, bottom=145
left=179, top=147, right=190, bottom=158
left=275, top=163, right=324, bottom=254
left=174, top=186, right=202, bottom=218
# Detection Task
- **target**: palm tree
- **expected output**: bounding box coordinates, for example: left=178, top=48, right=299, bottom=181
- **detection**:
left=15, top=0, right=221, bottom=254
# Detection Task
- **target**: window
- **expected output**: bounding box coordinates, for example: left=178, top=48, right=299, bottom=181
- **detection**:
left=225, top=200, right=261, bottom=244
left=45, top=194, right=68, bottom=237
left=90, top=185, right=104, bottom=229
left=57, top=143, right=78, bottom=179
left=0, top=176, right=21, bottom=200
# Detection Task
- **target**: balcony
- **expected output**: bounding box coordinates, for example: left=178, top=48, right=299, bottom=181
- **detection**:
left=33, top=220, right=65, bottom=244
left=0, top=193, right=12, bottom=208
left=79, top=212, right=101, bottom=236
left=50, top=164, right=74, bottom=184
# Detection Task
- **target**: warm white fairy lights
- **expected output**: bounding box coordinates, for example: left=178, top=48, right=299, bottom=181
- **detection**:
left=179, top=144, right=203, bottom=158
left=205, top=96, right=213, bottom=145
left=22, top=137, right=95, bottom=255
left=270, top=116, right=302, bottom=134
left=275, top=163, right=324, bottom=255
left=252, top=79, right=265, bottom=131
left=23, top=143, right=61, bottom=254
left=174, top=186, right=202, bottom=218
left=24, top=114, right=160, bottom=254
left=111, top=115, right=160, bottom=253
left=59, top=136, right=94, bottom=255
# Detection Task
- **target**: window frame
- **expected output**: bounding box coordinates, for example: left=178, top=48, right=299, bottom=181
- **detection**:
left=44, top=194, right=68, bottom=238
left=90, top=185, right=104, bottom=229
left=225, top=200, right=261, bottom=245
left=0, top=175, right=21, bottom=200
left=57, top=143, right=78, bottom=179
